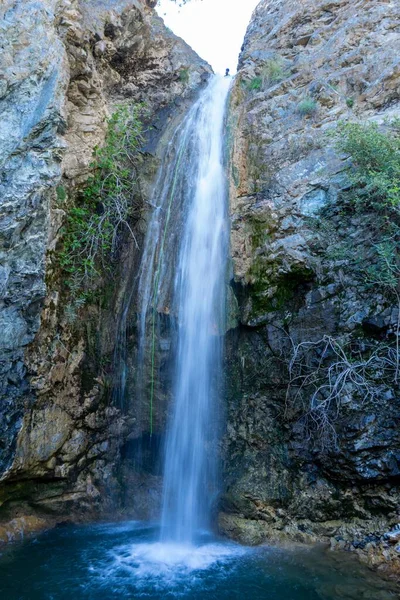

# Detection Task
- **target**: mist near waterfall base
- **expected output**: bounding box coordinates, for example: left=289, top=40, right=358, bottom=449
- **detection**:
left=157, top=0, right=260, bottom=74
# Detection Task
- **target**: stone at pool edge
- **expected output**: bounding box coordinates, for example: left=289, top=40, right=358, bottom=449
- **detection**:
left=0, top=516, right=48, bottom=544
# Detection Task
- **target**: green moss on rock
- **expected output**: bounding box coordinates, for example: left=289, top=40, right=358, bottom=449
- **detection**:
left=248, top=258, right=315, bottom=318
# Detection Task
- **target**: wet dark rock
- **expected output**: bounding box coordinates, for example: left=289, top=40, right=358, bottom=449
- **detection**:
left=362, top=316, right=389, bottom=336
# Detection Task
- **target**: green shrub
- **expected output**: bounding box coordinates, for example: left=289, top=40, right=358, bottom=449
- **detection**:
left=346, top=97, right=354, bottom=108
left=335, top=121, right=400, bottom=210
left=245, top=58, right=289, bottom=93
left=320, top=120, right=400, bottom=301
left=297, top=98, right=318, bottom=116
left=261, top=57, right=290, bottom=86
left=179, top=68, right=189, bottom=83
left=56, top=185, right=67, bottom=203
left=247, top=76, right=262, bottom=91
left=59, top=104, right=143, bottom=300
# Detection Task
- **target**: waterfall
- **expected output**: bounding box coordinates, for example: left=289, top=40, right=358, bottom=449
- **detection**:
left=136, top=75, right=231, bottom=543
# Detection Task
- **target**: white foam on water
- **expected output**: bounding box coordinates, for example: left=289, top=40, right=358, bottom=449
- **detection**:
left=99, top=540, right=248, bottom=591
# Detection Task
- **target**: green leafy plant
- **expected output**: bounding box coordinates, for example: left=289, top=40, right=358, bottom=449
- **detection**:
left=247, top=76, right=262, bottom=91
left=59, top=104, right=144, bottom=301
left=260, top=56, right=290, bottom=86
left=297, top=97, right=318, bottom=116
left=335, top=121, right=400, bottom=210
left=245, top=58, right=290, bottom=93
left=56, top=185, right=67, bottom=203
left=325, top=121, right=400, bottom=295
left=179, top=68, right=190, bottom=83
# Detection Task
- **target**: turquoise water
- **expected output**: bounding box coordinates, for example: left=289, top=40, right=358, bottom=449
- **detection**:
left=0, top=522, right=398, bottom=599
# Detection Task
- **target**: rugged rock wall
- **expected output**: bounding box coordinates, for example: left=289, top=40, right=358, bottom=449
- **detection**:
left=0, top=0, right=211, bottom=536
left=221, top=0, right=400, bottom=577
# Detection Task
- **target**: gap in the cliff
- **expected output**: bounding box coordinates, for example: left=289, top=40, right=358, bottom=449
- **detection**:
left=157, top=0, right=260, bottom=74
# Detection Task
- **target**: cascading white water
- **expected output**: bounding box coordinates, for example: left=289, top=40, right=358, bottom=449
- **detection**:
left=161, top=76, right=231, bottom=543
left=136, top=75, right=231, bottom=544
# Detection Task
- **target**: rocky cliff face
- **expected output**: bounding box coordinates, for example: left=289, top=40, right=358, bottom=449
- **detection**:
left=0, top=0, right=211, bottom=538
left=2, top=0, right=400, bottom=576
left=221, top=0, right=400, bottom=577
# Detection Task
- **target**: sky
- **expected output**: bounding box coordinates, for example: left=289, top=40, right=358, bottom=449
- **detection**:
left=156, top=0, right=260, bottom=74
